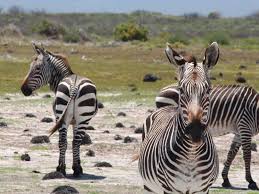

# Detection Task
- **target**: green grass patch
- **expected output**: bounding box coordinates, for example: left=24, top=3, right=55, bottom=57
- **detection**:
left=30, top=145, right=49, bottom=151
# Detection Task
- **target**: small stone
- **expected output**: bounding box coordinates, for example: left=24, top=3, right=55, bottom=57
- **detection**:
left=42, top=171, right=65, bottom=180
left=115, top=122, right=125, bottom=128
left=134, top=127, right=143, bottom=134
left=32, top=170, right=40, bottom=173
left=103, top=130, right=110, bottom=134
left=143, top=74, right=160, bottom=82
left=81, top=133, right=92, bottom=145
left=51, top=185, right=79, bottom=194
left=21, top=153, right=30, bottom=161
left=124, top=136, right=138, bottom=143
left=174, top=76, right=178, bottom=81
left=23, top=129, right=30, bottom=132
left=114, top=134, right=123, bottom=140
left=239, top=65, right=247, bottom=70
left=86, top=149, right=95, bottom=157
left=219, top=72, right=223, bottom=77
left=236, top=76, right=246, bottom=83
left=14, top=151, right=18, bottom=154
left=25, top=113, right=36, bottom=118
left=117, top=112, right=126, bottom=117
left=3, top=97, right=10, bottom=100
left=97, top=102, right=104, bottom=109
left=31, top=136, right=50, bottom=144
left=41, top=117, right=53, bottom=123
left=130, top=125, right=136, bottom=129
left=85, top=126, right=95, bottom=130
left=0, top=122, right=7, bottom=127
left=94, top=162, right=112, bottom=167
left=42, top=94, right=51, bottom=98
left=147, top=109, right=154, bottom=113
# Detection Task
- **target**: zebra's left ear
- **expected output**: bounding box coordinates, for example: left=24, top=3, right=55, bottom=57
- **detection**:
left=32, top=42, right=46, bottom=55
left=203, top=42, right=219, bottom=69
left=165, top=43, right=186, bottom=67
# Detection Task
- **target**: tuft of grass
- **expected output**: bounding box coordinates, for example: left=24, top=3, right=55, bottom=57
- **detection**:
left=30, top=145, right=49, bottom=151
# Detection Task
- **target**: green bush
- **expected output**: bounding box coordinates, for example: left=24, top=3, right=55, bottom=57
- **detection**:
left=32, top=20, right=65, bottom=38
left=114, top=22, right=148, bottom=41
left=206, top=32, right=230, bottom=45
left=168, top=33, right=190, bottom=45
left=63, top=31, right=80, bottom=43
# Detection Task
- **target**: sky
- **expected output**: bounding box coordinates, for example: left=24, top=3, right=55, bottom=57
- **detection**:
left=0, top=0, right=259, bottom=17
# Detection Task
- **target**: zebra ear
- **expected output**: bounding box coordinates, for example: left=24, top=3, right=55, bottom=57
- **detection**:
left=203, top=42, right=219, bottom=69
left=32, top=42, right=46, bottom=55
left=165, top=43, right=186, bottom=67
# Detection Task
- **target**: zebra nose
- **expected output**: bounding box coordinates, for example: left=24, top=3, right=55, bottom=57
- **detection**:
left=21, top=84, right=32, bottom=96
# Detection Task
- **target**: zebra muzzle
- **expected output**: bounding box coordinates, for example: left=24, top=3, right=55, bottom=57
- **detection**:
left=185, top=119, right=206, bottom=144
left=21, top=84, right=33, bottom=96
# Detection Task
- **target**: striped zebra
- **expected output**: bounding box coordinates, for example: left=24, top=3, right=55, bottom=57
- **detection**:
left=139, top=42, right=219, bottom=194
left=155, top=62, right=259, bottom=190
left=21, top=43, right=98, bottom=177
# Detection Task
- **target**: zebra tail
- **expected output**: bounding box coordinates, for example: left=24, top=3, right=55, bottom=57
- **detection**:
left=48, top=97, right=73, bottom=137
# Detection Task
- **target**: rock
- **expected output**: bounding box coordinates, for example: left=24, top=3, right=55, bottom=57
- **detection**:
left=124, top=136, right=138, bottom=143
left=51, top=185, right=79, bottom=194
left=21, top=153, right=30, bottom=161
left=134, top=127, right=143, bottom=134
left=174, top=76, right=178, bottom=81
left=41, top=117, right=53, bottom=123
left=42, top=94, right=51, bottom=98
left=85, top=126, right=95, bottom=130
left=239, top=65, right=247, bottom=70
left=31, top=136, right=50, bottom=144
left=0, top=122, right=7, bottom=127
left=130, top=87, right=137, bottom=92
left=81, top=134, right=92, bottom=145
left=236, top=76, right=246, bottom=83
left=23, top=129, right=30, bottom=132
left=14, top=151, right=18, bottom=154
left=42, top=171, right=65, bottom=180
left=86, top=149, right=95, bottom=157
left=94, top=162, right=112, bottom=167
left=103, top=130, right=110, bottom=134
left=256, top=60, right=259, bottom=64
left=219, top=72, right=223, bottom=77
left=25, top=113, right=36, bottom=118
left=114, top=134, right=123, bottom=140
left=115, top=122, right=125, bottom=128
left=117, top=112, right=126, bottom=117
left=147, top=109, right=154, bottom=113
left=97, top=102, right=104, bottom=109
left=3, top=97, right=10, bottom=100
left=209, top=76, right=217, bottom=80
left=143, top=74, right=160, bottom=82
left=130, top=125, right=136, bottom=129
left=32, top=170, right=40, bottom=173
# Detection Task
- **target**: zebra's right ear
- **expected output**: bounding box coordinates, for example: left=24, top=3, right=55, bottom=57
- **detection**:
left=165, top=43, right=186, bottom=67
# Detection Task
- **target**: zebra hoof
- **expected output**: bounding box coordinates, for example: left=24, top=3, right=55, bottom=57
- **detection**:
left=72, top=165, right=83, bottom=177
left=56, top=166, right=66, bottom=176
left=248, top=182, right=259, bottom=190
left=222, top=179, right=232, bottom=188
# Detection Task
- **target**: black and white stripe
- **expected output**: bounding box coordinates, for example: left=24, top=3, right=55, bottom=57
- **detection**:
left=156, top=84, right=259, bottom=190
left=139, top=42, right=219, bottom=194
left=21, top=43, right=97, bottom=177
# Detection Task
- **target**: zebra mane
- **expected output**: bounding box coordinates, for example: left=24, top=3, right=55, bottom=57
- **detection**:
left=179, top=51, right=197, bottom=67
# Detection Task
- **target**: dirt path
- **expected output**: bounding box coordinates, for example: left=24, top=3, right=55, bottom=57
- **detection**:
left=0, top=93, right=259, bottom=194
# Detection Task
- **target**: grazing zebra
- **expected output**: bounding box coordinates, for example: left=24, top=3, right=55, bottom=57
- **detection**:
left=139, top=42, right=219, bottom=194
left=21, top=43, right=98, bottom=177
left=155, top=58, right=259, bottom=190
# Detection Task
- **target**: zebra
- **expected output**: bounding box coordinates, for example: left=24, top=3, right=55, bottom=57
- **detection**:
left=21, top=43, right=98, bottom=177
left=155, top=57, right=259, bottom=190
left=139, top=42, right=219, bottom=194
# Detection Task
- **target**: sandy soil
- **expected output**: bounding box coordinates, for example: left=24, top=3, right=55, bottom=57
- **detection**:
left=0, top=93, right=259, bottom=194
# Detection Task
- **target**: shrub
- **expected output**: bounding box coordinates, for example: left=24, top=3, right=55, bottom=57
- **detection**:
left=32, top=20, right=65, bottom=39
left=63, top=31, right=80, bottom=43
left=114, top=22, right=148, bottom=41
left=206, top=31, right=230, bottom=45
left=208, top=12, right=221, bottom=19
left=168, top=33, right=190, bottom=45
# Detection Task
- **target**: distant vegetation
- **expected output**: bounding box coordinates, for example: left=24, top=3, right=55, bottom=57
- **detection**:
left=1, top=8, right=259, bottom=45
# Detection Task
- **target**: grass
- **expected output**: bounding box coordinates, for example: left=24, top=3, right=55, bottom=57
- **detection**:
left=30, top=145, right=49, bottom=151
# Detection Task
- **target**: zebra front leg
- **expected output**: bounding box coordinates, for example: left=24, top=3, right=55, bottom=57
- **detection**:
left=222, top=134, right=241, bottom=188
left=72, top=124, right=85, bottom=177
left=240, top=133, right=258, bottom=190
left=56, top=124, right=68, bottom=176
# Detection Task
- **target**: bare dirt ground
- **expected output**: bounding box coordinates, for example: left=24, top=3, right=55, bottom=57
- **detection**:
left=1, top=93, right=259, bottom=194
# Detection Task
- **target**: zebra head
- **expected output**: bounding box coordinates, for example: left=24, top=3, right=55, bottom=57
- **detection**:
left=21, top=43, right=52, bottom=96
left=165, top=42, right=219, bottom=143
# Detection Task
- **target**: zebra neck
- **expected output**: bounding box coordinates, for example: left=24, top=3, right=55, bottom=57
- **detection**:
left=48, top=56, right=73, bottom=93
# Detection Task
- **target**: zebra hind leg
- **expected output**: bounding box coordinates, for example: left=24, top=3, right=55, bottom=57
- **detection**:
left=240, top=133, right=259, bottom=190
left=221, top=134, right=241, bottom=188
left=72, top=124, right=85, bottom=177
left=56, top=124, right=68, bottom=176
